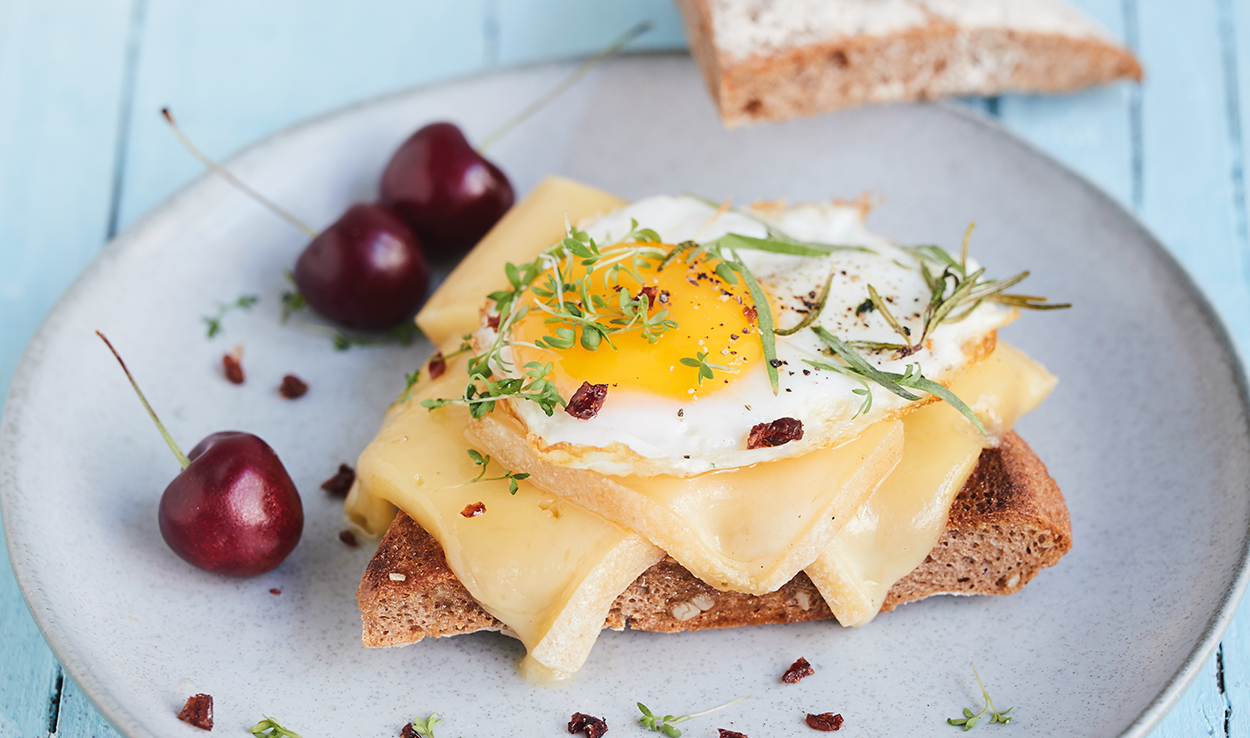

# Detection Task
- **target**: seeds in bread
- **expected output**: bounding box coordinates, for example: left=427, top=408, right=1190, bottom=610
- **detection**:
left=356, top=431, right=1070, bottom=646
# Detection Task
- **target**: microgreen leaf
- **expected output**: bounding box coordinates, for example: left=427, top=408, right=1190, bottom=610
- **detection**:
left=408, top=712, right=442, bottom=738
left=947, top=665, right=1013, bottom=731
left=250, top=716, right=303, bottom=738
left=637, top=697, right=750, bottom=737
left=202, top=293, right=259, bottom=338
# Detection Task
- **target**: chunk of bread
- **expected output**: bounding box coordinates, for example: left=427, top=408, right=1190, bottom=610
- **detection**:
left=357, top=431, right=1070, bottom=646
left=676, top=0, right=1143, bottom=127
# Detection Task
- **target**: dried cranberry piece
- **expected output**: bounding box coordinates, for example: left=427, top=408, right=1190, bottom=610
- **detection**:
left=427, top=351, right=447, bottom=379
left=177, top=693, right=214, bottom=730
left=565, top=382, right=608, bottom=420
left=460, top=502, right=486, bottom=518
left=279, top=374, right=308, bottom=399
left=568, top=712, right=608, bottom=738
left=222, top=352, right=244, bottom=385
left=321, top=464, right=356, bottom=497
left=783, top=656, right=815, bottom=683
left=747, top=417, right=804, bottom=449
left=806, top=712, right=843, bottom=731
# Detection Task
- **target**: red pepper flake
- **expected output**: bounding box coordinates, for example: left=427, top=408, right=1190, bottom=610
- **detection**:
left=568, top=713, right=608, bottom=738
left=565, top=381, right=608, bottom=420
left=321, top=464, right=356, bottom=498
left=747, top=417, right=804, bottom=449
left=222, top=348, right=244, bottom=385
left=638, top=285, right=659, bottom=307
left=460, top=502, right=486, bottom=518
left=401, top=723, right=420, bottom=738
left=339, top=529, right=360, bottom=547
left=269, top=588, right=281, bottom=595
left=806, top=713, right=843, bottom=732
left=279, top=374, right=308, bottom=399
left=718, top=731, right=748, bottom=738
left=427, top=351, right=447, bottom=379
left=743, top=305, right=758, bottom=324
left=487, top=313, right=501, bottom=330
left=177, top=693, right=213, bottom=731
left=783, top=656, right=815, bottom=683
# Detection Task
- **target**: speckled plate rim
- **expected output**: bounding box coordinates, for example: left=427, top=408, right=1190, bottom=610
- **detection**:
left=3, top=52, right=1249, bottom=738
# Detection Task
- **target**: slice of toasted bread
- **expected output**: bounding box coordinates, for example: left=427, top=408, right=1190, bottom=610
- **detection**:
left=357, top=431, right=1070, bottom=647
left=676, top=0, right=1142, bottom=127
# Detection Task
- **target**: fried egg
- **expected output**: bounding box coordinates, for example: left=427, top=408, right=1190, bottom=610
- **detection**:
left=475, top=195, right=1015, bottom=477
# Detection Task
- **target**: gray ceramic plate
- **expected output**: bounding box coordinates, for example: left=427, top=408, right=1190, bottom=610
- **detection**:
left=3, top=55, right=1249, bottom=738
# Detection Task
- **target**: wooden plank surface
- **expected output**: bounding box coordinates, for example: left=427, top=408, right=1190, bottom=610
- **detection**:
left=0, top=1, right=135, bottom=732
left=2, top=1, right=1248, bottom=736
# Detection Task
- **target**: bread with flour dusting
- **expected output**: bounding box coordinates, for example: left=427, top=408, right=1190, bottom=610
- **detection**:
left=677, top=0, right=1142, bottom=126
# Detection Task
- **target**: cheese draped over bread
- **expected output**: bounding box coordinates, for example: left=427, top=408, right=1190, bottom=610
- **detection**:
left=348, top=177, right=1057, bottom=677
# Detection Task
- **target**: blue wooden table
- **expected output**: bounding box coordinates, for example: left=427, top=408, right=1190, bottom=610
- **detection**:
left=1, top=1, right=1246, bottom=735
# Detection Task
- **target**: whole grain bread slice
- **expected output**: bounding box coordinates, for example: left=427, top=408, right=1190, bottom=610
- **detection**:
left=677, top=0, right=1142, bottom=127
left=357, top=431, right=1070, bottom=647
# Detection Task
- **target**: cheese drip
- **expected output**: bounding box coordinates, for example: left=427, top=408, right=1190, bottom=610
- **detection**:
left=348, top=348, right=663, bottom=675
left=805, top=343, right=1057, bottom=626
left=467, top=415, right=903, bottom=595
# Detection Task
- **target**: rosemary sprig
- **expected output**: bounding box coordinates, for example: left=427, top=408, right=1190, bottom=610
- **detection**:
left=811, top=327, right=988, bottom=435
left=463, top=448, right=530, bottom=494
left=898, top=231, right=1070, bottom=357
left=775, top=266, right=834, bottom=336
left=947, top=665, right=1013, bottom=730
left=637, top=697, right=750, bottom=737
left=686, top=194, right=877, bottom=254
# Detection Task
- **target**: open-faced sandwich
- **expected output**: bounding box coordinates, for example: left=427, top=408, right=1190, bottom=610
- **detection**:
left=344, top=176, right=1071, bottom=681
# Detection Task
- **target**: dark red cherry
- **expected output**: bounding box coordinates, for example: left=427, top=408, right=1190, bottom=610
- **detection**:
left=293, top=203, right=429, bottom=330
left=97, top=332, right=304, bottom=579
left=159, top=432, right=303, bottom=578
left=379, top=122, right=514, bottom=260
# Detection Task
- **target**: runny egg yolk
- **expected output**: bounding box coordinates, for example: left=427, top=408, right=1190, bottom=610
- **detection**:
left=509, top=245, right=763, bottom=400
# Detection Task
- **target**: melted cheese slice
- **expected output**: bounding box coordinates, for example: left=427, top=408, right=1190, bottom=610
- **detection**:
left=348, top=349, right=663, bottom=675
left=805, top=343, right=1057, bottom=626
left=416, top=176, right=626, bottom=345
left=467, top=414, right=903, bottom=595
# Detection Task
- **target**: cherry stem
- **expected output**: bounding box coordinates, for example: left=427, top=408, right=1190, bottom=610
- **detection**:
left=160, top=108, right=319, bottom=239
left=475, top=20, right=652, bottom=154
left=96, top=331, right=191, bottom=470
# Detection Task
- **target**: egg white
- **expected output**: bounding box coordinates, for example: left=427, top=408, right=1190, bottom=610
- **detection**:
left=483, top=196, right=1013, bottom=477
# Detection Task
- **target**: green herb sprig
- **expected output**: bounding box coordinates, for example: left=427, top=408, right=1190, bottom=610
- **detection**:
left=637, top=696, right=750, bottom=737
left=680, top=350, right=737, bottom=386
left=886, top=228, right=1069, bottom=357
left=407, top=712, right=443, bottom=738
left=332, top=321, right=420, bottom=351
left=464, top=448, right=531, bottom=494
left=948, top=665, right=1013, bottom=730
left=202, top=294, right=259, bottom=338
left=811, top=327, right=988, bottom=435
left=250, top=716, right=303, bottom=738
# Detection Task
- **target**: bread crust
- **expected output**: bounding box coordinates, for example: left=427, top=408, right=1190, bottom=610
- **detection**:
left=676, top=0, right=1142, bottom=127
left=357, top=431, right=1070, bottom=646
